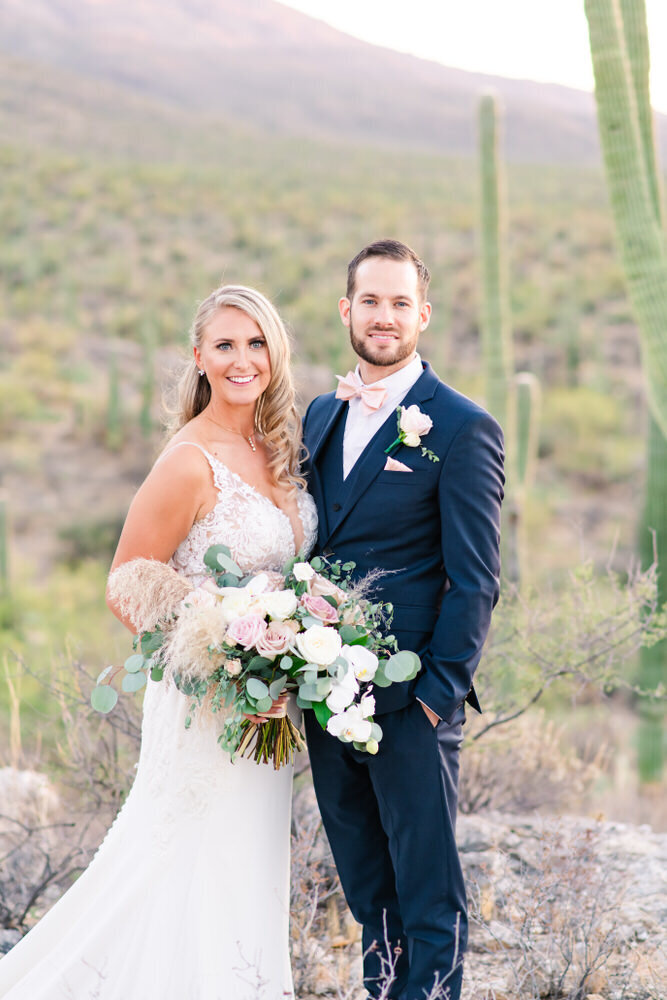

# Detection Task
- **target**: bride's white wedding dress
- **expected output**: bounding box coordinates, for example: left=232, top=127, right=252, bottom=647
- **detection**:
left=0, top=444, right=318, bottom=1000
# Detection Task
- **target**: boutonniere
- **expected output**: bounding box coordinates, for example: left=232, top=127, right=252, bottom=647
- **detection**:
left=384, top=405, right=440, bottom=462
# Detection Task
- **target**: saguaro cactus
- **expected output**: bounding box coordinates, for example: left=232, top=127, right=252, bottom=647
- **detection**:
left=478, top=94, right=541, bottom=585
left=585, top=0, right=667, bottom=437
left=586, top=0, right=666, bottom=781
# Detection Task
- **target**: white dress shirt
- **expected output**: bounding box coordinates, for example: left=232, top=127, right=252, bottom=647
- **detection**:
left=342, top=353, right=423, bottom=479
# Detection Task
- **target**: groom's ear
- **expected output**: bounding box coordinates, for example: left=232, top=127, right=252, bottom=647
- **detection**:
left=338, top=297, right=351, bottom=328
left=419, top=300, right=432, bottom=332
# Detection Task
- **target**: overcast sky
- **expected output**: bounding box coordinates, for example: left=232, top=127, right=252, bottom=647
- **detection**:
left=283, top=0, right=667, bottom=113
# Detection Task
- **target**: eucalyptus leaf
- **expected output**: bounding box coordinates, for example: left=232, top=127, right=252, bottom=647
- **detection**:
left=124, top=653, right=145, bottom=674
left=150, top=666, right=164, bottom=682
left=217, top=573, right=242, bottom=588
left=384, top=651, right=417, bottom=682
left=282, top=556, right=297, bottom=575
left=339, top=625, right=362, bottom=644
left=255, top=696, right=273, bottom=713
left=372, top=663, right=392, bottom=688
left=204, top=544, right=232, bottom=570
left=310, top=557, right=323, bottom=571
left=370, top=722, right=383, bottom=741
left=298, top=683, right=321, bottom=701
left=300, top=615, right=321, bottom=629
left=247, top=656, right=272, bottom=672
left=96, top=665, right=114, bottom=684
left=122, top=671, right=147, bottom=693
left=296, top=693, right=313, bottom=708
left=141, top=632, right=164, bottom=654
left=216, top=552, right=243, bottom=576
left=269, top=675, right=287, bottom=700
left=91, top=685, right=118, bottom=713
left=246, top=677, right=269, bottom=700
left=280, top=656, right=293, bottom=671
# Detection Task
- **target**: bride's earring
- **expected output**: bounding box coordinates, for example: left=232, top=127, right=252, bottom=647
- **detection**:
left=198, top=370, right=206, bottom=377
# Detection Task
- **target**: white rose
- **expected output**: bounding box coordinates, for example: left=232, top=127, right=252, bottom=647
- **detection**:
left=293, top=562, right=315, bottom=581
left=341, top=644, right=378, bottom=682
left=399, top=404, right=433, bottom=439
left=403, top=431, right=421, bottom=447
left=327, top=704, right=372, bottom=743
left=260, top=589, right=299, bottom=621
left=296, top=624, right=342, bottom=666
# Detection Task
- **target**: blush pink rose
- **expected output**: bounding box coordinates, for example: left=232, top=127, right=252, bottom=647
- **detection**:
left=308, top=573, right=347, bottom=605
left=399, top=404, right=433, bottom=440
left=255, top=622, right=297, bottom=659
left=224, top=613, right=268, bottom=651
left=301, top=594, right=340, bottom=624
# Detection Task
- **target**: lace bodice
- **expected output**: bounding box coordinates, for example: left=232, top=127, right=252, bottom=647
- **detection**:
left=166, top=443, right=318, bottom=582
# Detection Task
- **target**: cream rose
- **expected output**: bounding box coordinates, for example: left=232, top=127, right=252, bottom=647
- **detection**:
left=260, top=589, right=299, bottom=621
left=301, top=594, right=340, bottom=624
left=180, top=588, right=217, bottom=611
left=224, top=657, right=242, bottom=676
left=296, top=625, right=342, bottom=666
left=293, top=562, right=315, bottom=581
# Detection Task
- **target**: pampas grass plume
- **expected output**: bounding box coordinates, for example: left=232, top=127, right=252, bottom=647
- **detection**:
left=107, top=559, right=192, bottom=633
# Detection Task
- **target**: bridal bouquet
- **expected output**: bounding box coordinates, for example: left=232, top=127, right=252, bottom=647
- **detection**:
left=93, top=546, right=421, bottom=768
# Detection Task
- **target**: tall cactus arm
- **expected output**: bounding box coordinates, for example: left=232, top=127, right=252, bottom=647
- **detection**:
left=585, top=0, right=667, bottom=437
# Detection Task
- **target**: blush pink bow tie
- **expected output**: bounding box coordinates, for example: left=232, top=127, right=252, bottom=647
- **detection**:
left=335, top=371, right=387, bottom=414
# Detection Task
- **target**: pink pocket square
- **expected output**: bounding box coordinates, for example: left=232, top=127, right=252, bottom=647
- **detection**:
left=384, top=457, right=412, bottom=472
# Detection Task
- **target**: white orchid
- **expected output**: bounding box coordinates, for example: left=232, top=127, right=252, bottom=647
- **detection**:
left=327, top=704, right=373, bottom=743
left=325, top=663, right=359, bottom=713
left=341, top=644, right=378, bottom=681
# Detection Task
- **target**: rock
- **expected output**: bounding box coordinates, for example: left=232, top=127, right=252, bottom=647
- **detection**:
left=0, top=929, right=21, bottom=956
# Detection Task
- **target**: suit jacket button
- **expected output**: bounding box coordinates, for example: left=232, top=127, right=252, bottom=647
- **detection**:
left=332, top=502, right=341, bottom=511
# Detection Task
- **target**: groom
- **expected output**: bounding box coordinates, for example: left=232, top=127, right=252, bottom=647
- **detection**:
left=302, top=240, right=504, bottom=1000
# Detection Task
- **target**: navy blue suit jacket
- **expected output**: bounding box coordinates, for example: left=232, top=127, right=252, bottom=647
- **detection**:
left=302, top=362, right=505, bottom=724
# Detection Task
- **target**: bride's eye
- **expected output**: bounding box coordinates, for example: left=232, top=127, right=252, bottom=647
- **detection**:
left=250, top=339, right=266, bottom=349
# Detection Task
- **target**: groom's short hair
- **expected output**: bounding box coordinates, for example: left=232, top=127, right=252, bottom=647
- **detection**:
left=346, top=239, right=431, bottom=302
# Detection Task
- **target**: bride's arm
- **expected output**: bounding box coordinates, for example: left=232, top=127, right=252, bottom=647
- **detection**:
left=106, top=447, right=211, bottom=631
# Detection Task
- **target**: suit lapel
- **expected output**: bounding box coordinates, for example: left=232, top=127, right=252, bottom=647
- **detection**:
left=322, top=363, right=440, bottom=545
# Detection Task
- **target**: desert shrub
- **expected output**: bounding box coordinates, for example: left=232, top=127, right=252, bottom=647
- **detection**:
left=459, top=710, right=608, bottom=815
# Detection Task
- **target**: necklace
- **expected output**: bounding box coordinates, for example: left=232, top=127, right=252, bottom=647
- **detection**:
left=205, top=415, right=257, bottom=452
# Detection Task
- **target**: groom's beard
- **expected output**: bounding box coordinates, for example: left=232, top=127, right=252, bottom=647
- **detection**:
left=349, top=319, right=420, bottom=369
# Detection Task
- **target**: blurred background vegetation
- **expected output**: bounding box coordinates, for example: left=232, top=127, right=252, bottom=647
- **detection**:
left=1, top=0, right=664, bottom=832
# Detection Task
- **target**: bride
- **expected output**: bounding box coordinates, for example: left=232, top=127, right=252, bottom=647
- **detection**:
left=0, top=285, right=317, bottom=999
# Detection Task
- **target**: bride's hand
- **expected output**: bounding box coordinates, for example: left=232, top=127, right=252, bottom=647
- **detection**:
left=244, top=692, right=289, bottom=725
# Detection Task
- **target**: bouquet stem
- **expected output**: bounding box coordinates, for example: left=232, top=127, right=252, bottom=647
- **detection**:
left=238, top=715, right=306, bottom=769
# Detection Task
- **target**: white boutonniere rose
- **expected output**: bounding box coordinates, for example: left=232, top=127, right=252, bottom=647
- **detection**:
left=385, top=404, right=439, bottom=462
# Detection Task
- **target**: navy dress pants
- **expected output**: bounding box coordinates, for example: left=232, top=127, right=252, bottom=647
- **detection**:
left=305, top=699, right=467, bottom=1000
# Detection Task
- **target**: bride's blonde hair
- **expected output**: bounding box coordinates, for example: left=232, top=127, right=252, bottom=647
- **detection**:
left=167, top=285, right=304, bottom=488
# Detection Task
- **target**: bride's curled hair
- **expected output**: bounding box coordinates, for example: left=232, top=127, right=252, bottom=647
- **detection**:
left=167, top=285, right=304, bottom=489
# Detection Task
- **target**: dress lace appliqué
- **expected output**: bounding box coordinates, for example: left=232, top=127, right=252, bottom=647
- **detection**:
left=169, top=444, right=318, bottom=583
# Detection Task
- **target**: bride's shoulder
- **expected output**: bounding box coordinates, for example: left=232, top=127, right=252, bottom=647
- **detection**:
left=151, top=437, right=214, bottom=485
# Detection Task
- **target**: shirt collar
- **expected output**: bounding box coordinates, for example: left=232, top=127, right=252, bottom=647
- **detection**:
left=355, top=353, right=422, bottom=397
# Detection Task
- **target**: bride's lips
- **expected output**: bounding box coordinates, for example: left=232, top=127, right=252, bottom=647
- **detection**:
left=226, top=375, right=258, bottom=384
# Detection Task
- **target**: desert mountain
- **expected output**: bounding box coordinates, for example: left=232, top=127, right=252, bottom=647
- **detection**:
left=3, top=0, right=666, bottom=162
